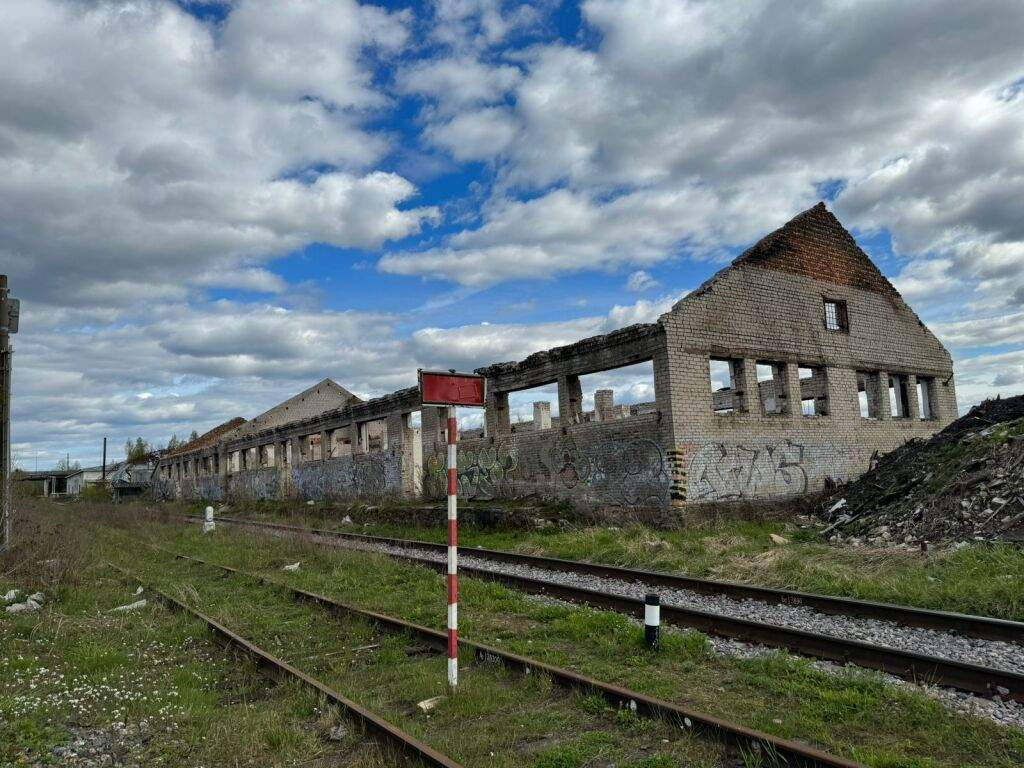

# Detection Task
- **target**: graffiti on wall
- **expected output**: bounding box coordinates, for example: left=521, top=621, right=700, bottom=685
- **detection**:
left=153, top=477, right=174, bottom=501
left=425, top=435, right=669, bottom=509
left=688, top=439, right=852, bottom=501
left=156, top=451, right=403, bottom=503
left=228, top=468, right=279, bottom=501
left=154, top=475, right=222, bottom=501
left=290, top=452, right=401, bottom=500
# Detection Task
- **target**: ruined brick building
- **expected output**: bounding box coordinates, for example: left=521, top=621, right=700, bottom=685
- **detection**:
left=155, top=203, right=957, bottom=511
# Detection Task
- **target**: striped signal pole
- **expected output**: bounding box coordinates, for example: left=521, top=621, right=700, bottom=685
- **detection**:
left=418, top=369, right=484, bottom=691
left=444, top=405, right=460, bottom=688
left=446, top=405, right=459, bottom=688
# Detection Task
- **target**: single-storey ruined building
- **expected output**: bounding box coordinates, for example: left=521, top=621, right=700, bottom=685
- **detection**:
left=156, top=203, right=956, bottom=511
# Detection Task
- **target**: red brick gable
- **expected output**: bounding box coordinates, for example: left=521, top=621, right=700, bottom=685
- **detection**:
left=732, top=202, right=899, bottom=297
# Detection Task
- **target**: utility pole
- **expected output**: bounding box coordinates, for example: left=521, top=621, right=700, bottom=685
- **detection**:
left=0, top=274, right=20, bottom=551
left=101, top=437, right=107, bottom=482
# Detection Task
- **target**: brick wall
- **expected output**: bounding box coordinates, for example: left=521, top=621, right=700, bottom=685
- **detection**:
left=155, top=203, right=958, bottom=515
left=659, top=204, right=956, bottom=504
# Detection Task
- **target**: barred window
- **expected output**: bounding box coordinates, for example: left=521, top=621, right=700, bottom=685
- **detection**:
left=824, top=298, right=849, bottom=332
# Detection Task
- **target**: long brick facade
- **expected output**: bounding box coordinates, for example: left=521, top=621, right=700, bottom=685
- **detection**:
left=156, top=203, right=957, bottom=512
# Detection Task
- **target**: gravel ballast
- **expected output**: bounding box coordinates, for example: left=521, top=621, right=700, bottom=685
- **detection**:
left=333, top=536, right=1024, bottom=676
left=230, top=519, right=1024, bottom=729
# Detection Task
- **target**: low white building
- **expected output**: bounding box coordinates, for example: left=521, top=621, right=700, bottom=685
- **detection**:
left=65, top=465, right=106, bottom=495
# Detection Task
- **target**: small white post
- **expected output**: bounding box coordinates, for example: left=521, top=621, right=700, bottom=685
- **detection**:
left=203, top=505, right=215, bottom=533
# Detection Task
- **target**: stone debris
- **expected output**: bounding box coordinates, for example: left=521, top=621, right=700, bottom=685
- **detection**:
left=3, top=588, right=20, bottom=602
left=34, top=722, right=155, bottom=767
left=110, top=599, right=147, bottom=613
left=282, top=561, right=301, bottom=572
left=417, top=695, right=443, bottom=713
left=820, top=394, right=1024, bottom=547
left=6, top=597, right=42, bottom=614
left=328, top=724, right=349, bottom=741
left=769, top=533, right=790, bottom=545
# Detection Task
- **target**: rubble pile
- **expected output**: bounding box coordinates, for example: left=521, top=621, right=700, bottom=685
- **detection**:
left=821, top=395, right=1024, bottom=548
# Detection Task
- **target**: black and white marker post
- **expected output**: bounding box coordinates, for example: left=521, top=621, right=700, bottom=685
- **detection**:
left=644, top=593, right=661, bottom=650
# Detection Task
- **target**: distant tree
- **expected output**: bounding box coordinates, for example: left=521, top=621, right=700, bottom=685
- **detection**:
left=189, top=430, right=199, bottom=443
left=166, top=433, right=181, bottom=451
left=55, top=457, right=81, bottom=471
left=125, top=437, right=150, bottom=463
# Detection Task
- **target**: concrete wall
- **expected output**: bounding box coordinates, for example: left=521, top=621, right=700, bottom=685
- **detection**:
left=423, top=411, right=667, bottom=510
left=156, top=389, right=418, bottom=505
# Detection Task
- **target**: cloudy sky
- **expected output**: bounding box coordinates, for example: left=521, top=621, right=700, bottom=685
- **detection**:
left=4, top=0, right=1023, bottom=469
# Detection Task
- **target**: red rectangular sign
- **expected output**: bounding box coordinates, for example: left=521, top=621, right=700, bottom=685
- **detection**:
left=419, top=370, right=486, bottom=407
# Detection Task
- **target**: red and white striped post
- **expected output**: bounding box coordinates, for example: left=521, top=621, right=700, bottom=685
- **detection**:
left=418, top=369, right=485, bottom=692
left=446, top=405, right=459, bottom=688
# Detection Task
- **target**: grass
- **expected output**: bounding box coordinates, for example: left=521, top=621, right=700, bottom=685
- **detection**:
left=98, top=527, right=721, bottom=768
left=0, top=509, right=401, bottom=766
left=76, top=500, right=1024, bottom=767
left=194, top=499, right=1024, bottom=621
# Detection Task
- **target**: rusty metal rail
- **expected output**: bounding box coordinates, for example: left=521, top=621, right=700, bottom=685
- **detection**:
left=208, top=514, right=1024, bottom=641
left=188, top=513, right=1024, bottom=702
left=106, top=561, right=463, bottom=768
left=144, top=543, right=866, bottom=768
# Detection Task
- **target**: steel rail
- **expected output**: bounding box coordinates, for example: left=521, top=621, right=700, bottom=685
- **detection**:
left=189, top=513, right=1024, bottom=702
left=145, top=542, right=866, bottom=768
left=202, top=513, right=1024, bottom=643
left=106, top=561, right=463, bottom=768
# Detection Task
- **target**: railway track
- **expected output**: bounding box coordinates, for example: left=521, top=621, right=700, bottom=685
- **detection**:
left=134, top=540, right=866, bottom=768
left=182, top=513, right=1024, bottom=702
left=107, top=561, right=462, bottom=768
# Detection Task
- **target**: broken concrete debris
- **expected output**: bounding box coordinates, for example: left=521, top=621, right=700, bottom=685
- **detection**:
left=110, top=599, right=147, bottom=613
left=820, top=394, right=1024, bottom=547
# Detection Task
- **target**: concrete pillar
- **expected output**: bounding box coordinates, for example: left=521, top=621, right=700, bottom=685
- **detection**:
left=784, top=362, right=801, bottom=419
left=346, top=423, right=363, bottom=455
left=735, top=359, right=757, bottom=414
left=386, top=411, right=416, bottom=498
left=320, top=429, right=329, bottom=460
left=533, top=401, right=552, bottom=430
left=557, top=375, right=583, bottom=427
left=421, top=408, right=443, bottom=455
left=594, top=389, right=614, bottom=422
left=653, top=346, right=708, bottom=508
left=485, top=389, right=511, bottom=437
left=875, top=371, right=892, bottom=420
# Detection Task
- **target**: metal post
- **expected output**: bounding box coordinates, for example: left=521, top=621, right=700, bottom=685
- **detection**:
left=446, top=405, right=458, bottom=688
left=101, top=437, right=107, bottom=482
left=0, top=331, right=9, bottom=550
left=0, top=275, right=12, bottom=551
